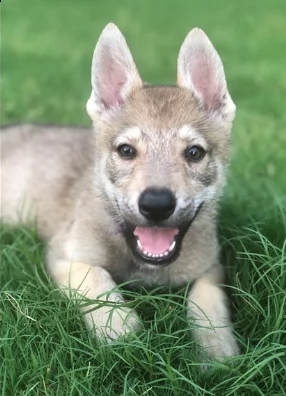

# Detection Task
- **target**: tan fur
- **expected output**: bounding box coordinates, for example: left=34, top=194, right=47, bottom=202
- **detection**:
left=1, top=24, right=239, bottom=361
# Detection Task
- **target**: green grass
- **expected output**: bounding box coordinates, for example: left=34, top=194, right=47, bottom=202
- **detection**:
left=1, top=0, right=286, bottom=395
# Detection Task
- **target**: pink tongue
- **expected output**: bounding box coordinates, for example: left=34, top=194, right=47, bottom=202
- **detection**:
left=134, top=227, right=179, bottom=254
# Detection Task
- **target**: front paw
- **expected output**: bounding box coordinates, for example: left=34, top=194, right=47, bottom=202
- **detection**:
left=83, top=303, right=141, bottom=342
left=193, top=324, right=240, bottom=361
left=188, top=273, right=240, bottom=363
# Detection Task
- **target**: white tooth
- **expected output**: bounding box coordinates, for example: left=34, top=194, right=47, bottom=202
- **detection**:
left=163, top=252, right=169, bottom=256
left=147, top=253, right=152, bottom=257
left=168, top=241, right=176, bottom=252
left=159, top=254, right=164, bottom=257
left=137, top=239, right=143, bottom=250
left=143, top=250, right=148, bottom=255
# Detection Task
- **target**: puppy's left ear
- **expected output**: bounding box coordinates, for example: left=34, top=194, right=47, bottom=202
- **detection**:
left=87, top=23, right=143, bottom=122
left=177, top=28, right=235, bottom=122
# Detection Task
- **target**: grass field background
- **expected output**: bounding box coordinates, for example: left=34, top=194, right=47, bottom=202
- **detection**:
left=1, top=0, right=286, bottom=395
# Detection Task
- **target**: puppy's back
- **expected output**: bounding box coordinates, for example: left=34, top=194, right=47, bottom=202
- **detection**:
left=1, top=124, right=94, bottom=238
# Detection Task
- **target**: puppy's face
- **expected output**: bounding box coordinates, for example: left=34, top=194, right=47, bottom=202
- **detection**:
left=87, top=24, right=235, bottom=266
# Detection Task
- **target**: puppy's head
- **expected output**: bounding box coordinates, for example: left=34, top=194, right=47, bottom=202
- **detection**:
left=87, top=23, right=236, bottom=266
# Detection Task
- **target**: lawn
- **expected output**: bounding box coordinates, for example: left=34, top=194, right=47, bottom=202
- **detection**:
left=1, top=0, right=286, bottom=395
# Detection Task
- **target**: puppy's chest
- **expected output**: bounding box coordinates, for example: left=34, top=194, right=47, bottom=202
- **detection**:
left=108, top=258, right=194, bottom=288
left=128, top=265, right=171, bottom=287
left=106, top=257, right=169, bottom=287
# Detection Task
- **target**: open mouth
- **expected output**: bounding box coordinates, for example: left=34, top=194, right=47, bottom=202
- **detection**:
left=134, top=227, right=179, bottom=261
left=123, top=224, right=188, bottom=266
left=122, top=202, right=204, bottom=266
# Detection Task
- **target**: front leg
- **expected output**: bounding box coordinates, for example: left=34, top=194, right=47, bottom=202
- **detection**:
left=188, top=264, right=239, bottom=360
left=48, top=259, right=140, bottom=341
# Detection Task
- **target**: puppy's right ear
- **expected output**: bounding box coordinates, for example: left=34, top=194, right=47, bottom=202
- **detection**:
left=87, top=23, right=143, bottom=122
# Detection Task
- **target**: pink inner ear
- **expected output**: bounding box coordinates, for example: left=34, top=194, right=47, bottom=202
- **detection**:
left=190, top=53, right=221, bottom=111
left=99, top=56, right=127, bottom=109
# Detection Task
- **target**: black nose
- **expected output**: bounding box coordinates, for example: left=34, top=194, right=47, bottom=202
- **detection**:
left=138, top=188, right=176, bottom=221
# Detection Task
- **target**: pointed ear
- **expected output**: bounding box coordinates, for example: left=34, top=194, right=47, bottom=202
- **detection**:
left=87, top=23, right=143, bottom=121
left=177, top=28, right=235, bottom=120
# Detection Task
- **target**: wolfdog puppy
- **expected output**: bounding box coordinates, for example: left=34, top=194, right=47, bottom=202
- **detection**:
left=1, top=23, right=239, bottom=360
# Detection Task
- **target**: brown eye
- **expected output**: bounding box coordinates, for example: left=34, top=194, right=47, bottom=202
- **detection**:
left=117, top=144, right=136, bottom=159
left=185, top=145, right=206, bottom=162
